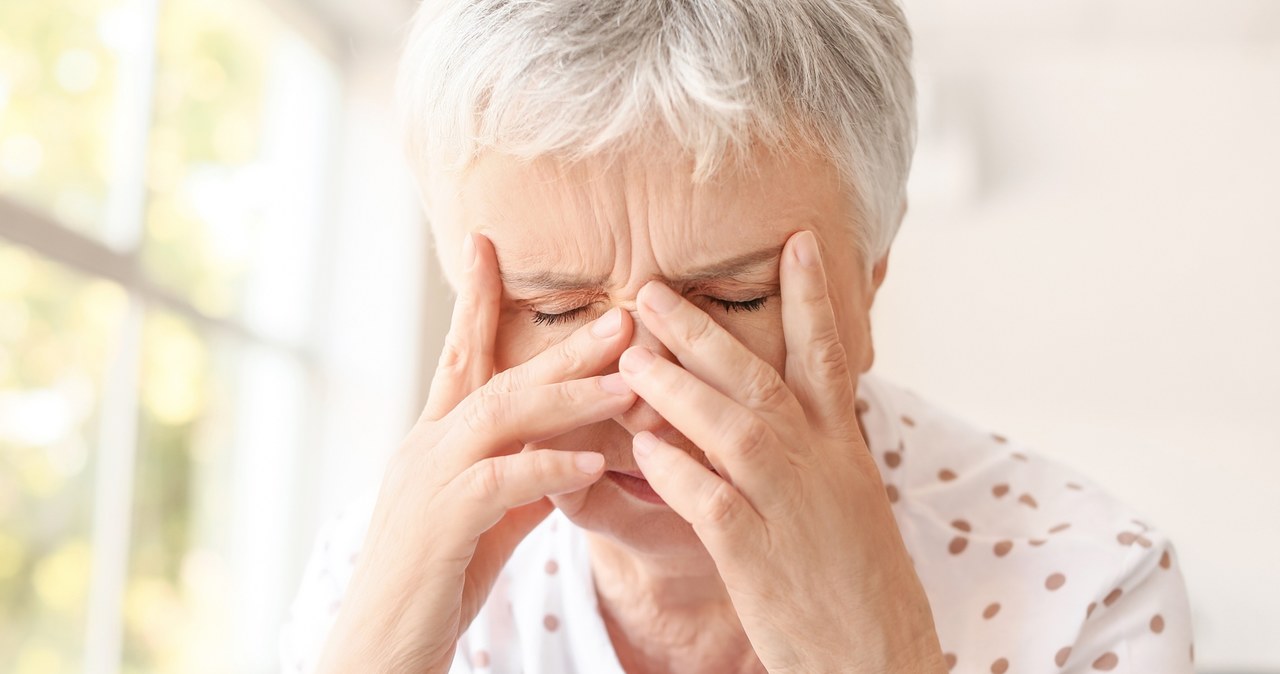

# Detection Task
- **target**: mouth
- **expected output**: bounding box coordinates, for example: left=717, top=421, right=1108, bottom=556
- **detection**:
left=605, top=470, right=667, bottom=506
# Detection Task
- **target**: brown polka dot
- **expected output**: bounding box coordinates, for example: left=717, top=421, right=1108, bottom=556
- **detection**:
left=951, top=519, right=972, bottom=532
left=948, top=536, right=969, bottom=554
left=1117, top=531, right=1138, bottom=545
left=1086, top=601, right=1097, bottom=619
left=884, top=451, right=902, bottom=468
left=901, top=414, right=916, bottom=427
left=1132, top=518, right=1149, bottom=530
left=1049, top=522, right=1071, bottom=534
left=855, top=398, right=870, bottom=415
left=992, top=433, right=1007, bottom=443
left=1029, top=538, right=1047, bottom=546
left=1011, top=452, right=1028, bottom=461
left=1092, top=652, right=1118, bottom=670
left=944, top=653, right=957, bottom=670
left=993, top=540, right=1013, bottom=557
left=473, top=650, right=491, bottom=667
left=1160, top=550, right=1172, bottom=569
left=938, top=468, right=957, bottom=482
left=1066, top=481, right=1083, bottom=490
left=992, top=483, right=1010, bottom=498
left=1045, top=572, right=1067, bottom=590
left=982, top=602, right=1001, bottom=619
left=991, top=657, right=1009, bottom=674
left=885, top=484, right=900, bottom=503
left=1055, top=646, right=1071, bottom=667
left=1018, top=493, right=1038, bottom=508
left=1103, top=588, right=1123, bottom=607
left=543, top=614, right=560, bottom=631
left=1150, top=614, right=1165, bottom=634
left=1135, top=536, right=1152, bottom=548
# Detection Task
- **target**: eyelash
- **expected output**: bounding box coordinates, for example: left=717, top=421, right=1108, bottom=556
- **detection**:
left=529, top=296, right=770, bottom=326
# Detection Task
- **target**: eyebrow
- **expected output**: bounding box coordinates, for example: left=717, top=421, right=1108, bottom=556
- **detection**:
left=499, top=244, right=783, bottom=292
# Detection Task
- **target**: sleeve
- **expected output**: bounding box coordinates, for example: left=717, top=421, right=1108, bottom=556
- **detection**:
left=278, top=514, right=351, bottom=674
left=1062, top=531, right=1196, bottom=673
left=278, top=495, right=478, bottom=674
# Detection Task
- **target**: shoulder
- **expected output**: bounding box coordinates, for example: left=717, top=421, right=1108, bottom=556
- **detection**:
left=857, top=372, right=1196, bottom=672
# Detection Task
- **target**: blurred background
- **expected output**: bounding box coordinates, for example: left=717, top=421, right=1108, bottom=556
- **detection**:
left=0, top=0, right=1274, bottom=672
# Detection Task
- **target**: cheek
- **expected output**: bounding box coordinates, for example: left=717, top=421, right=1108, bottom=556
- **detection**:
left=716, top=303, right=787, bottom=374
left=493, top=310, right=567, bottom=372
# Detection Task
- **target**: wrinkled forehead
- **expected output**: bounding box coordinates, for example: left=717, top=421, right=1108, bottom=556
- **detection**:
left=435, top=144, right=851, bottom=287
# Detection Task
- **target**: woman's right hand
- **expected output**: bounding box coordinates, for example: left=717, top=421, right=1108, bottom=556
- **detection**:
left=316, top=233, right=635, bottom=673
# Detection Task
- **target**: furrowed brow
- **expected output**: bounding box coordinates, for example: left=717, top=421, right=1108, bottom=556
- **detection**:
left=499, top=244, right=783, bottom=292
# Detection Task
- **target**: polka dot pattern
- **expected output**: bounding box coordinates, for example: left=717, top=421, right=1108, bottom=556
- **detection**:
left=1092, top=652, right=1119, bottom=670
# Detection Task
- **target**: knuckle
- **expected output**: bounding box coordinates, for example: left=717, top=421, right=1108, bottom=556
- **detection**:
left=437, top=339, right=468, bottom=372
left=551, top=380, right=590, bottom=408
left=742, top=363, right=789, bottom=411
left=810, top=332, right=850, bottom=373
left=679, top=312, right=719, bottom=350
left=462, top=388, right=510, bottom=435
left=488, top=367, right=522, bottom=393
left=727, top=414, right=774, bottom=463
left=699, top=480, right=743, bottom=527
left=465, top=458, right=504, bottom=500
left=555, top=339, right=590, bottom=376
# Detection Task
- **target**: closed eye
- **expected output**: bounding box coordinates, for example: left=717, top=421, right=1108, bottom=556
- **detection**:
left=706, top=296, right=769, bottom=313
left=530, top=305, right=593, bottom=327
left=528, top=296, right=769, bottom=326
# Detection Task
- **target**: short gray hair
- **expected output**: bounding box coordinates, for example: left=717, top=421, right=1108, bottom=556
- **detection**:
left=397, top=0, right=917, bottom=266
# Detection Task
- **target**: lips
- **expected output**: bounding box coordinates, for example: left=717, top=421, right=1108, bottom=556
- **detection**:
left=606, top=470, right=667, bottom=505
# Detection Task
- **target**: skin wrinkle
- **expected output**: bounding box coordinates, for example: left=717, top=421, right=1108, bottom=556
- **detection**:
left=443, top=140, right=891, bottom=674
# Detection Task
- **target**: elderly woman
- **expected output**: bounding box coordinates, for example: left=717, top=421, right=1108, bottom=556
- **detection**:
left=281, top=1, right=1193, bottom=672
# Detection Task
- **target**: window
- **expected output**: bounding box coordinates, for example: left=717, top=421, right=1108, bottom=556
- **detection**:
left=0, top=0, right=350, bottom=671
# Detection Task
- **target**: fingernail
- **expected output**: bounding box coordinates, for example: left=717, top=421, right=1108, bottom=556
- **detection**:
left=574, top=452, right=605, bottom=473
left=591, top=308, right=622, bottom=338
left=633, top=431, right=660, bottom=458
left=639, top=281, right=680, bottom=314
left=599, top=372, right=631, bottom=395
left=463, top=233, right=477, bottom=271
left=794, top=231, right=818, bottom=268
left=619, top=346, right=655, bottom=374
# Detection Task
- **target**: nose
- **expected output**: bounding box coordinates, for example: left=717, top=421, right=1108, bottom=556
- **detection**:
left=613, top=308, right=680, bottom=433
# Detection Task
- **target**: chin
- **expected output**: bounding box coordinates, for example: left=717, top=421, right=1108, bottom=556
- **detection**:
left=550, top=476, right=709, bottom=556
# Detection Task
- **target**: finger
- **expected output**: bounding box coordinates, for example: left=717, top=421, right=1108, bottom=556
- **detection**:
left=422, top=233, right=503, bottom=421
left=618, top=346, right=798, bottom=511
left=443, top=449, right=606, bottom=542
left=487, top=307, right=632, bottom=393
left=780, top=230, right=858, bottom=434
left=631, top=431, right=760, bottom=551
left=634, top=280, right=803, bottom=425
left=438, top=373, right=636, bottom=474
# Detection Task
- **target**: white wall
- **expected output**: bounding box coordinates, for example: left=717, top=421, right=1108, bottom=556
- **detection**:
left=879, top=2, right=1280, bottom=670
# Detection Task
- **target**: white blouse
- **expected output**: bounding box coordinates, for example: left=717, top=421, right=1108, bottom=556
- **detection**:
left=280, top=371, right=1195, bottom=673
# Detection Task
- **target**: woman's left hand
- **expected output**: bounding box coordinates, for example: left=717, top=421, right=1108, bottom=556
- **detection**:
left=617, top=230, right=947, bottom=673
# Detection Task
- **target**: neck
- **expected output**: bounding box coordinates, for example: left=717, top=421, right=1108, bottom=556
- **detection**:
left=587, top=532, right=764, bottom=674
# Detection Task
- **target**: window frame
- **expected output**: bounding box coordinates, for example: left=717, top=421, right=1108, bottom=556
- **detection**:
left=0, top=0, right=350, bottom=669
